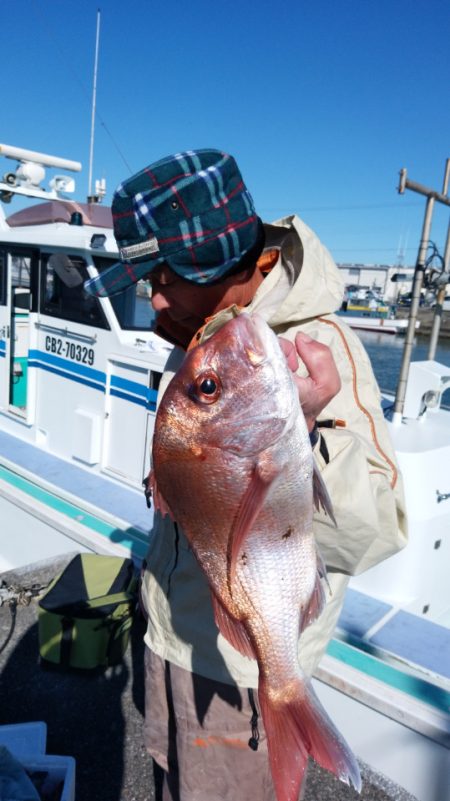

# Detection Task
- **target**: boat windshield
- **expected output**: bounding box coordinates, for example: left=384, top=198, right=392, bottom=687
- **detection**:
left=93, top=256, right=156, bottom=331
left=41, top=253, right=109, bottom=329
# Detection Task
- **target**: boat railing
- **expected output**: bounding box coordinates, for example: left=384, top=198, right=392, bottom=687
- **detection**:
left=34, top=321, right=97, bottom=344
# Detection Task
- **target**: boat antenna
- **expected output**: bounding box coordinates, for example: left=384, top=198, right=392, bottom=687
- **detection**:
left=392, top=159, right=450, bottom=424
left=87, top=8, right=101, bottom=204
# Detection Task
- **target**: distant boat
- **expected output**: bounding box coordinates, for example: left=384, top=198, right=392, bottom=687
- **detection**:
left=337, top=303, right=420, bottom=334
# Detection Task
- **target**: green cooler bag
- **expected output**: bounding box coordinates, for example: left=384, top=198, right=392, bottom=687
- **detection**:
left=38, top=553, right=137, bottom=670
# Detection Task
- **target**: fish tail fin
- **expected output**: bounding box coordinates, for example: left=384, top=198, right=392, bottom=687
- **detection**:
left=258, top=675, right=361, bottom=801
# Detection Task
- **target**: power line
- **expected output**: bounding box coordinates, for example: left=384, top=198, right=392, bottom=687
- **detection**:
left=258, top=201, right=423, bottom=213
left=332, top=246, right=417, bottom=253
left=30, top=4, right=133, bottom=176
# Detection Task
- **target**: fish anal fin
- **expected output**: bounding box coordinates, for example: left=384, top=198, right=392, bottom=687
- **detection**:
left=313, top=462, right=336, bottom=525
left=229, top=456, right=280, bottom=585
left=211, top=592, right=256, bottom=660
left=258, top=676, right=361, bottom=801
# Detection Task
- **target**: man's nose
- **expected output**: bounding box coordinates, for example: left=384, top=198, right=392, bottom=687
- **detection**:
left=150, top=287, right=171, bottom=311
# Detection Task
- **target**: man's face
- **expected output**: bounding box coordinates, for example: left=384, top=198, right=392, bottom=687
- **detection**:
left=148, top=264, right=250, bottom=338
left=147, top=261, right=264, bottom=348
left=149, top=263, right=237, bottom=340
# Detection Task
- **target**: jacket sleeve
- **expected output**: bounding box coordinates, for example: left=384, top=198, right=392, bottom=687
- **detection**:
left=306, top=317, right=408, bottom=576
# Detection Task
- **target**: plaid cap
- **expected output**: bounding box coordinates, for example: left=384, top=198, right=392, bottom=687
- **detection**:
left=84, top=149, right=259, bottom=297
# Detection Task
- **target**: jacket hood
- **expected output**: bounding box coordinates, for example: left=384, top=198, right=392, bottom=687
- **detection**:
left=252, top=215, right=344, bottom=327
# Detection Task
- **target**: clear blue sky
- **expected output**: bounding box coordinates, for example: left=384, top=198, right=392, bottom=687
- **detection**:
left=2, top=0, right=450, bottom=266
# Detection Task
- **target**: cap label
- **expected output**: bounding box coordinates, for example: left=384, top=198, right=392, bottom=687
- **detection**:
left=120, top=237, right=159, bottom=260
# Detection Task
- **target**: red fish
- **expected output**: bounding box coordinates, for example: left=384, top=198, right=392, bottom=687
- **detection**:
left=151, top=313, right=361, bottom=800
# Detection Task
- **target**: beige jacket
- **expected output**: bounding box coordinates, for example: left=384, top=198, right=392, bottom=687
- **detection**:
left=141, top=215, right=408, bottom=686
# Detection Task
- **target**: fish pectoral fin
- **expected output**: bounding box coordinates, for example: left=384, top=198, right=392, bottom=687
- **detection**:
left=316, top=547, right=332, bottom=596
left=148, top=471, right=175, bottom=520
left=312, top=461, right=336, bottom=525
left=228, top=455, right=280, bottom=585
left=211, top=592, right=256, bottom=660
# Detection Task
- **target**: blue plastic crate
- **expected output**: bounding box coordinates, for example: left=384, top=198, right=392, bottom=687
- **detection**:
left=0, top=721, right=47, bottom=759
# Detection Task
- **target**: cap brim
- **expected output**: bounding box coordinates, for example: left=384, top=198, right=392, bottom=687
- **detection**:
left=84, top=257, right=163, bottom=298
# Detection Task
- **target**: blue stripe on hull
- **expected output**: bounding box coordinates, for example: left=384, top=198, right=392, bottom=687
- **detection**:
left=28, top=349, right=105, bottom=385
left=20, top=349, right=157, bottom=406
left=28, top=360, right=105, bottom=392
left=111, top=374, right=158, bottom=408
left=110, top=388, right=148, bottom=408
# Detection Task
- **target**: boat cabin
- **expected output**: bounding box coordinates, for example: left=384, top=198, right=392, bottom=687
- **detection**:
left=0, top=195, right=170, bottom=491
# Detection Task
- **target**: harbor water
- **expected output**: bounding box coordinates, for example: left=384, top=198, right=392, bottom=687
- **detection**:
left=356, top=330, right=450, bottom=396
left=136, top=296, right=450, bottom=399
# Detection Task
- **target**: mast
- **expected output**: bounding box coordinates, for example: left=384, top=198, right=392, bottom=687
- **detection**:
left=87, top=9, right=101, bottom=203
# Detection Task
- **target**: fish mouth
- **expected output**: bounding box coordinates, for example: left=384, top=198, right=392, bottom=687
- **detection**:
left=212, top=312, right=300, bottom=457
left=237, top=312, right=278, bottom=366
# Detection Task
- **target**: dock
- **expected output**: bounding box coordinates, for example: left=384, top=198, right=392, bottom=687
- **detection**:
left=396, top=308, right=450, bottom=338
left=0, top=556, right=419, bottom=801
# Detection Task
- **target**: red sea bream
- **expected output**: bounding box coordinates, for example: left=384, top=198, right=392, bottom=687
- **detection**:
left=151, top=312, right=361, bottom=800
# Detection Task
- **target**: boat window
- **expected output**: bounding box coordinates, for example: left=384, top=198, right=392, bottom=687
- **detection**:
left=11, top=254, right=32, bottom=311
left=0, top=250, right=5, bottom=305
left=40, top=253, right=109, bottom=329
left=93, top=256, right=156, bottom=330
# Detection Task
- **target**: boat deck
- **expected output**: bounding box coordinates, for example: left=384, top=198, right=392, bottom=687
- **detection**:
left=0, top=557, right=419, bottom=801
left=0, top=428, right=153, bottom=570
left=338, top=588, right=450, bottom=683
left=314, top=589, right=450, bottom=801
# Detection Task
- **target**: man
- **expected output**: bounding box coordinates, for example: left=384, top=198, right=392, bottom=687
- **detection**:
left=85, top=149, right=407, bottom=801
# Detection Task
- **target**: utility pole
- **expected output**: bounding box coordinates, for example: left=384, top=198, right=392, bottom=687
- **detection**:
left=392, top=160, right=450, bottom=425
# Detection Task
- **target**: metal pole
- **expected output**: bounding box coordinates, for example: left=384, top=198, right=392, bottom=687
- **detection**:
left=88, top=9, right=101, bottom=202
left=392, top=196, right=435, bottom=422
left=428, top=219, right=450, bottom=360
left=392, top=162, right=450, bottom=424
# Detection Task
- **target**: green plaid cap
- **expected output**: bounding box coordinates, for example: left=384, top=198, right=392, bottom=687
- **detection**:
left=84, top=149, right=259, bottom=297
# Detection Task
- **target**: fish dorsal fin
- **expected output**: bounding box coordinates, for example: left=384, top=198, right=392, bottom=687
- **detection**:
left=312, top=461, right=336, bottom=525
left=228, top=456, right=280, bottom=587
left=211, top=592, right=256, bottom=660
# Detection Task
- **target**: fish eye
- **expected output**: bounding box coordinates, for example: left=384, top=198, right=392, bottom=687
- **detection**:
left=190, top=371, right=221, bottom=405
left=200, top=378, right=216, bottom=394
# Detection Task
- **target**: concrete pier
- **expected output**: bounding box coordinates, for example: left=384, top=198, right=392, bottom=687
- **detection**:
left=396, top=308, right=450, bottom=338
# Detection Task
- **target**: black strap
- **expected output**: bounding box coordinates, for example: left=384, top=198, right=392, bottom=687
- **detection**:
left=142, top=475, right=152, bottom=509
left=319, top=433, right=330, bottom=464
left=247, top=688, right=260, bottom=751
left=309, top=423, right=319, bottom=449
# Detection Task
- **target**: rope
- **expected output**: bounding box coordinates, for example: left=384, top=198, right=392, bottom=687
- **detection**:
left=0, top=581, right=48, bottom=655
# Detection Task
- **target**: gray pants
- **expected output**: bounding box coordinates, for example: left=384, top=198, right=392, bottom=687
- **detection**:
left=144, top=647, right=279, bottom=801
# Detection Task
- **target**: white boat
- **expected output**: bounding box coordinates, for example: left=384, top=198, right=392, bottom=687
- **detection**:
left=337, top=306, right=419, bottom=334
left=314, top=360, right=450, bottom=801
left=0, top=143, right=168, bottom=570
left=0, top=145, right=449, bottom=801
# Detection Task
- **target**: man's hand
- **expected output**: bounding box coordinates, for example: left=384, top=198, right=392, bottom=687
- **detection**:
left=278, top=332, right=341, bottom=432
